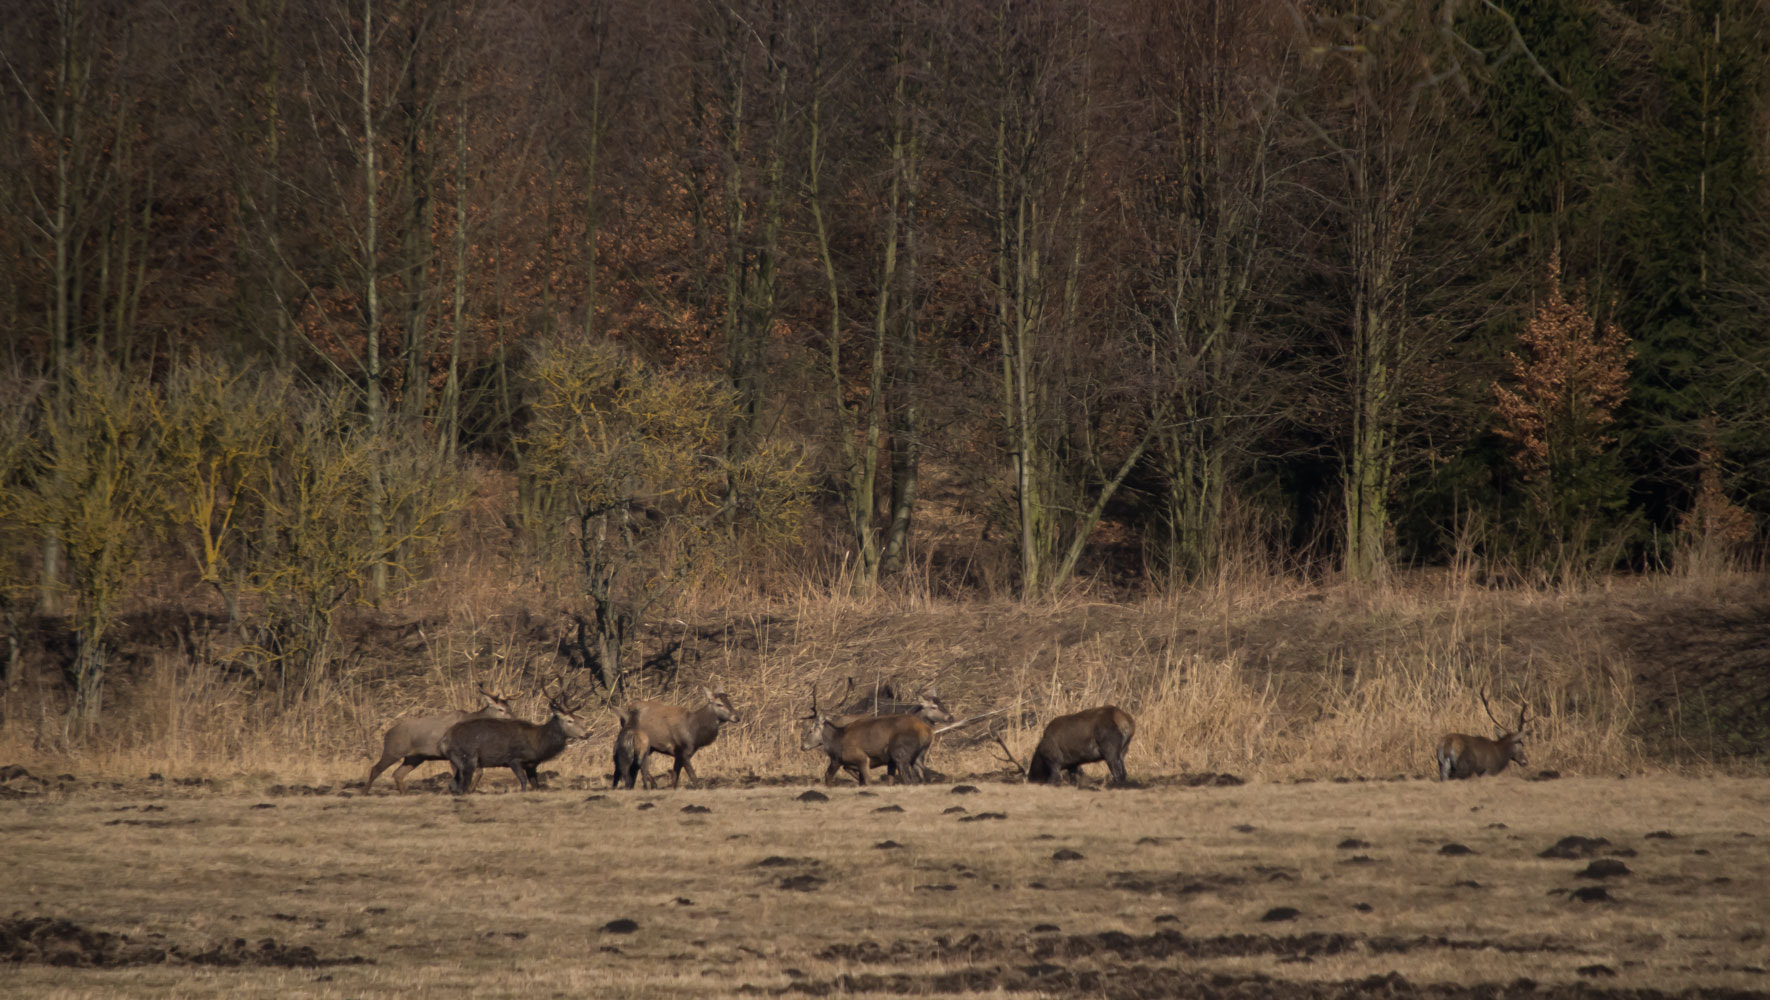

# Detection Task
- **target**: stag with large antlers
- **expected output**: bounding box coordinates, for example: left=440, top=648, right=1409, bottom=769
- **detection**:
left=1435, top=690, right=1530, bottom=780
left=440, top=682, right=590, bottom=793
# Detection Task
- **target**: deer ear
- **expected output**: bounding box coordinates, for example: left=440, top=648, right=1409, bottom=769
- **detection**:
left=703, top=686, right=715, bottom=702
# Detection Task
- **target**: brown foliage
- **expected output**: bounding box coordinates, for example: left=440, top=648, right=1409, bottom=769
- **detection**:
left=1492, top=259, right=1633, bottom=482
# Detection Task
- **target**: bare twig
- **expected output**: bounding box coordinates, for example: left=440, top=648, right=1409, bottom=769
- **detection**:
left=987, top=731, right=1025, bottom=775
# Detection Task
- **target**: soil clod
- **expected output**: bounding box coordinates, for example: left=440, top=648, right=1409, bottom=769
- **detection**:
left=1577, top=859, right=1632, bottom=879
left=1541, top=836, right=1611, bottom=859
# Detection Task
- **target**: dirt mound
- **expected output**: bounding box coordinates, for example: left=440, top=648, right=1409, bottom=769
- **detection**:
left=0, top=916, right=370, bottom=969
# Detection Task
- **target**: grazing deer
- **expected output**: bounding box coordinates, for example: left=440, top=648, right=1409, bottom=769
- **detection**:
left=365, top=686, right=513, bottom=793
left=802, top=684, right=954, bottom=786
left=441, top=691, right=589, bottom=793
left=610, top=708, right=656, bottom=790
left=1023, top=706, right=1136, bottom=786
left=615, top=689, right=740, bottom=789
left=1436, top=691, right=1529, bottom=780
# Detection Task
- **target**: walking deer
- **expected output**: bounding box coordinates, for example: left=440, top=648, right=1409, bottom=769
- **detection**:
left=365, top=685, right=514, bottom=793
left=1024, top=706, right=1136, bottom=786
left=1436, top=691, right=1530, bottom=780
left=802, top=684, right=954, bottom=786
left=441, top=690, right=589, bottom=793
left=610, top=708, right=655, bottom=790
left=612, top=689, right=740, bottom=789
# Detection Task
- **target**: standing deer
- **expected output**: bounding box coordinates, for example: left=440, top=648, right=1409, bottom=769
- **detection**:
left=614, top=689, right=740, bottom=789
left=365, top=686, right=513, bottom=793
left=1436, top=691, right=1529, bottom=780
left=441, top=691, right=589, bottom=793
left=610, top=708, right=656, bottom=790
left=1023, top=706, right=1136, bottom=786
left=802, top=684, right=954, bottom=786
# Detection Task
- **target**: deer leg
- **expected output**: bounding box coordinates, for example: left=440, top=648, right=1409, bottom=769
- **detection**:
left=679, top=755, right=699, bottom=788
left=1103, top=737, right=1129, bottom=785
left=366, top=754, right=398, bottom=792
left=389, top=756, right=428, bottom=794
left=823, top=758, right=842, bottom=786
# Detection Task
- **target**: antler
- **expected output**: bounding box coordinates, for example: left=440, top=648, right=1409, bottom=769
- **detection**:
left=1516, top=698, right=1530, bottom=731
left=934, top=706, right=1009, bottom=736
left=801, top=684, right=822, bottom=722
left=1479, top=689, right=1505, bottom=730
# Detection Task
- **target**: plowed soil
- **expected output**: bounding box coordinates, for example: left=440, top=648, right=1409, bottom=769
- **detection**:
left=2, top=773, right=1766, bottom=998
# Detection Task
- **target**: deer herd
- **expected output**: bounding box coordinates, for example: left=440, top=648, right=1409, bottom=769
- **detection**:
left=366, top=678, right=1534, bottom=794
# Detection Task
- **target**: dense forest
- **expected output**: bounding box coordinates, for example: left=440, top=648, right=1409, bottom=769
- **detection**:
left=1, top=0, right=1767, bottom=735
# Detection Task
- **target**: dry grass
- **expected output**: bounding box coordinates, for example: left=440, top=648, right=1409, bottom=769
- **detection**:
left=3, top=775, right=1767, bottom=998
left=5, top=568, right=1768, bottom=787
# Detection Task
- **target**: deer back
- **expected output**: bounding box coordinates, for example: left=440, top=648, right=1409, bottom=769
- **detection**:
left=1035, top=706, right=1135, bottom=765
left=385, top=694, right=514, bottom=758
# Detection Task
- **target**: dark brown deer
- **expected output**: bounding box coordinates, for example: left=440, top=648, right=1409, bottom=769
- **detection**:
left=1436, top=691, right=1529, bottom=780
left=441, top=692, right=589, bottom=793
left=802, top=684, right=954, bottom=786
left=365, top=686, right=513, bottom=793
left=616, top=689, right=740, bottom=789
left=1025, top=706, right=1135, bottom=786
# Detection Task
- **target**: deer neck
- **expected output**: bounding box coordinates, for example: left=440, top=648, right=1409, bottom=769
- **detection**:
left=688, top=705, right=724, bottom=746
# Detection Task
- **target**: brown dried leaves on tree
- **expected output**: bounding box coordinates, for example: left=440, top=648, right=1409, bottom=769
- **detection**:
left=1492, top=259, right=1633, bottom=481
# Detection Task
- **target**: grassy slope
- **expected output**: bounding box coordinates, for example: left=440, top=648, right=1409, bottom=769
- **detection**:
left=2, top=571, right=1766, bottom=785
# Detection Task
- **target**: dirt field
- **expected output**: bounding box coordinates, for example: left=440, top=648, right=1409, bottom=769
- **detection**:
left=3, top=770, right=1767, bottom=999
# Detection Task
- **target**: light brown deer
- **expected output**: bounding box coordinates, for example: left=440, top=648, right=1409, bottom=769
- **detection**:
left=610, top=708, right=656, bottom=790
left=366, top=685, right=513, bottom=793
left=1436, top=691, right=1530, bottom=780
left=802, top=684, right=954, bottom=786
left=440, top=690, right=590, bottom=793
left=615, top=689, right=740, bottom=789
left=1024, top=705, right=1135, bottom=786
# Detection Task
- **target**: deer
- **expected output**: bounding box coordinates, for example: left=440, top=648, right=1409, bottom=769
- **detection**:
left=365, top=685, right=514, bottom=793
left=802, top=684, right=954, bottom=786
left=610, top=708, right=656, bottom=790
left=612, top=689, right=740, bottom=789
left=1000, top=705, right=1136, bottom=786
left=1436, top=690, right=1530, bottom=780
left=440, top=687, right=589, bottom=794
